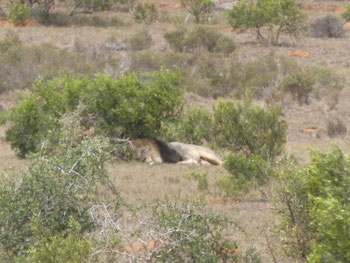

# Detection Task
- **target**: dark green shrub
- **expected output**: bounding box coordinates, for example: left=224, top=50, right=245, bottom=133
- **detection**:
left=342, top=4, right=350, bottom=21
left=164, top=27, right=187, bottom=52
left=149, top=200, right=239, bottom=262
left=16, top=217, right=92, bottom=263
left=212, top=98, right=287, bottom=162
left=6, top=69, right=184, bottom=156
left=134, top=1, right=158, bottom=23
left=218, top=153, right=276, bottom=196
left=164, top=26, right=223, bottom=53
left=185, top=26, right=221, bottom=52
left=310, top=15, right=345, bottom=38
left=275, top=146, right=350, bottom=261
left=0, top=131, right=113, bottom=256
left=213, top=36, right=236, bottom=54
left=162, top=106, right=212, bottom=145
left=280, top=69, right=314, bottom=104
left=226, top=0, right=307, bottom=45
left=6, top=0, right=31, bottom=24
left=128, top=28, right=152, bottom=51
left=180, top=0, right=214, bottom=23
left=85, top=68, right=184, bottom=138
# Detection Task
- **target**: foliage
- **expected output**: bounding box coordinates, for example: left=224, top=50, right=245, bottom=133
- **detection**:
left=68, top=0, right=119, bottom=14
left=275, top=146, right=350, bottom=261
left=164, top=26, right=232, bottom=53
left=218, top=153, right=276, bottom=196
left=180, top=0, right=214, bottom=23
left=128, top=28, right=152, bottom=51
left=212, top=97, right=287, bottom=162
left=164, top=27, right=188, bottom=52
left=6, top=0, right=31, bottom=24
left=6, top=69, right=184, bottom=157
left=150, top=200, right=239, bottom=262
left=0, top=30, right=21, bottom=53
left=280, top=69, right=314, bottom=104
left=0, top=127, right=114, bottom=256
left=342, top=4, right=350, bottom=22
left=184, top=172, right=209, bottom=192
left=213, top=36, right=236, bottom=54
left=133, top=1, right=158, bottom=23
left=162, top=106, right=212, bottom=145
left=226, top=0, right=307, bottom=45
left=85, top=68, right=184, bottom=138
left=310, top=15, right=345, bottom=38
left=16, top=217, right=92, bottom=263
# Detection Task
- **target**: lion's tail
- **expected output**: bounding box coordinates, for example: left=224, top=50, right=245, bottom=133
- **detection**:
left=197, top=147, right=222, bottom=166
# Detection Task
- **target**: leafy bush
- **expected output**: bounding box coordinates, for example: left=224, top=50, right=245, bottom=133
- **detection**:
left=213, top=36, right=236, bottom=54
left=0, top=129, right=113, bottom=256
left=123, top=199, right=240, bottom=262
left=164, top=26, right=228, bottom=53
left=184, top=172, right=209, bottom=192
left=218, top=153, right=276, bottom=196
left=342, top=4, right=350, bottom=22
left=16, top=217, right=92, bottom=263
left=180, top=0, right=214, bottom=23
left=310, top=15, right=345, bottom=38
left=133, top=1, right=158, bottom=23
left=0, top=30, right=21, bottom=53
left=280, top=69, right=314, bottom=104
left=6, top=0, right=31, bottom=24
left=162, top=106, right=212, bottom=145
left=226, top=0, right=307, bottom=45
left=6, top=69, right=184, bottom=156
left=164, top=27, right=188, bottom=52
left=128, top=28, right=152, bottom=51
left=275, top=147, right=350, bottom=261
left=212, top=97, right=287, bottom=162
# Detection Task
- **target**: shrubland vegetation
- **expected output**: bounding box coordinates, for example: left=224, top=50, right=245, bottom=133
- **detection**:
left=0, top=0, right=349, bottom=261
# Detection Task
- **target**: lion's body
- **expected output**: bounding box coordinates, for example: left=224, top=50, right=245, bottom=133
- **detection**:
left=131, top=139, right=222, bottom=166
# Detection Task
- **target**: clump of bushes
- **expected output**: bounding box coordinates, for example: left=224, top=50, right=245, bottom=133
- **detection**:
left=164, top=26, right=235, bottom=53
left=134, top=1, right=158, bottom=24
left=128, top=28, right=152, bottom=51
left=6, top=0, right=31, bottom=24
left=275, top=147, right=350, bottom=262
left=342, top=4, right=350, bottom=21
left=327, top=117, right=347, bottom=137
left=180, top=0, right=214, bottom=23
left=310, top=15, right=345, bottom=38
left=5, top=68, right=184, bottom=157
left=0, top=127, right=114, bottom=257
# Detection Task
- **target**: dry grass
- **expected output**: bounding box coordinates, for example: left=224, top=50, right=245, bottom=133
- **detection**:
left=0, top=0, right=349, bottom=261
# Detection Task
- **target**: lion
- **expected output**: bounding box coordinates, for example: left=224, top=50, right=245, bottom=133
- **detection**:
left=130, top=139, right=222, bottom=166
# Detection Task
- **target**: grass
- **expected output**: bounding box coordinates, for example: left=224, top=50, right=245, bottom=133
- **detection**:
left=0, top=2, right=350, bottom=262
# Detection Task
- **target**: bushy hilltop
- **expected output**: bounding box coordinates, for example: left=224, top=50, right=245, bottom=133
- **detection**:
left=0, top=0, right=350, bottom=262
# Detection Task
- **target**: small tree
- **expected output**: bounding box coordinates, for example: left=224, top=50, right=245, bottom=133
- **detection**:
left=226, top=0, right=307, bottom=45
left=180, top=0, right=214, bottom=23
left=6, top=0, right=31, bottom=25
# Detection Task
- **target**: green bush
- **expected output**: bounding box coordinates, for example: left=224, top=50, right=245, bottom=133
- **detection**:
left=0, top=30, right=21, bottom=53
left=0, top=130, right=113, bottom=256
left=162, top=106, right=212, bottom=145
left=212, top=97, right=287, bottom=162
left=180, top=0, right=214, bottom=23
left=184, top=172, right=209, bottom=192
left=213, top=36, right=236, bottom=54
left=128, top=28, right=152, bottom=51
left=218, top=153, right=276, bottom=196
left=275, top=146, right=350, bottom=261
left=6, top=68, right=184, bottom=156
left=226, top=0, right=307, bottom=45
left=164, top=27, right=187, bottom=52
left=149, top=200, right=239, bottom=262
left=6, top=0, right=31, bottom=24
left=133, top=1, right=158, bottom=23
left=164, top=26, right=225, bottom=53
left=342, top=4, right=350, bottom=22
left=16, top=217, right=92, bottom=263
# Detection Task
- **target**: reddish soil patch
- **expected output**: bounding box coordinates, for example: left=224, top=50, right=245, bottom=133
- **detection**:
left=344, top=22, right=350, bottom=31
left=0, top=19, right=37, bottom=27
left=288, top=49, right=311, bottom=58
left=220, top=27, right=240, bottom=33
